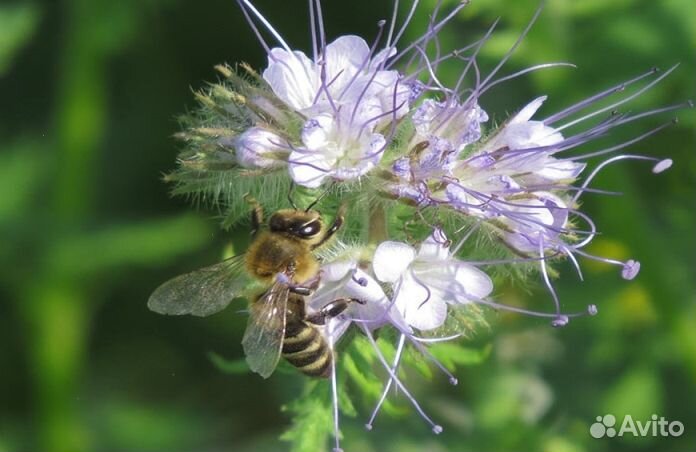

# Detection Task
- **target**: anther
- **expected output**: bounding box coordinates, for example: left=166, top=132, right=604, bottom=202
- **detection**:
left=652, top=159, right=672, bottom=174
left=432, top=425, right=444, bottom=434
left=588, top=304, right=598, bottom=316
left=551, top=315, right=569, bottom=328
left=621, top=259, right=641, bottom=280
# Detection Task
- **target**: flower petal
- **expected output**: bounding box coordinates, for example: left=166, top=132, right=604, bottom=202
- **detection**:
left=373, top=241, right=416, bottom=283
left=301, top=114, right=334, bottom=151
left=417, top=228, right=450, bottom=261
left=263, top=49, right=318, bottom=111
left=451, top=264, right=494, bottom=301
left=234, top=128, right=287, bottom=168
left=533, top=158, right=586, bottom=181
left=510, top=96, right=547, bottom=124
left=288, top=150, right=333, bottom=188
left=394, top=272, right=447, bottom=330
left=324, top=35, right=370, bottom=91
left=320, top=260, right=356, bottom=282
left=342, top=268, right=387, bottom=304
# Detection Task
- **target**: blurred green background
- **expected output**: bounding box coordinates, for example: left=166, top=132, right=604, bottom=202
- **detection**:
left=1, top=0, right=694, bottom=451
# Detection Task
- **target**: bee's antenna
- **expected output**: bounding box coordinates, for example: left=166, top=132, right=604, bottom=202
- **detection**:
left=287, top=183, right=299, bottom=210
left=305, top=183, right=334, bottom=212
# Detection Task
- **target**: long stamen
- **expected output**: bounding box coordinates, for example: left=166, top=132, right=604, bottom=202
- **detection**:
left=388, top=0, right=422, bottom=58
left=385, top=0, right=401, bottom=50
left=366, top=334, right=406, bottom=430
left=572, top=154, right=672, bottom=204
left=240, top=0, right=293, bottom=53
left=407, top=337, right=459, bottom=385
left=314, top=0, right=327, bottom=56
left=566, top=121, right=675, bottom=163
left=236, top=0, right=274, bottom=58
left=455, top=18, right=499, bottom=100
left=476, top=6, right=543, bottom=97
left=543, top=67, right=660, bottom=125
left=328, top=323, right=343, bottom=452
left=539, top=237, right=564, bottom=325
left=479, top=62, right=577, bottom=96
left=362, top=325, right=443, bottom=434
left=389, top=1, right=468, bottom=68
left=555, top=64, right=678, bottom=133
left=308, top=0, right=318, bottom=61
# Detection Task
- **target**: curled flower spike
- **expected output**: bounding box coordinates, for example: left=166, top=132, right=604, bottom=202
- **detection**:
left=155, top=0, right=688, bottom=450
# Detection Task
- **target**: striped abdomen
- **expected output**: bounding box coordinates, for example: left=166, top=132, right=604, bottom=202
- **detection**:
left=282, top=320, right=331, bottom=378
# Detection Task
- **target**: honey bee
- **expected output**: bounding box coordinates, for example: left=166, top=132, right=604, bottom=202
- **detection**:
left=148, top=197, right=361, bottom=378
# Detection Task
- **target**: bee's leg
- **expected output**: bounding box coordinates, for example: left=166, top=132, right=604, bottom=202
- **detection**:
left=306, top=298, right=365, bottom=325
left=244, top=194, right=263, bottom=235
left=282, top=263, right=320, bottom=296
left=311, top=204, right=346, bottom=250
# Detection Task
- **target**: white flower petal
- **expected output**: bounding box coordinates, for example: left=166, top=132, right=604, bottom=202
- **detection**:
left=263, top=49, right=318, bottom=111
left=343, top=268, right=386, bottom=304
left=369, top=46, right=397, bottom=70
left=417, top=229, right=450, bottom=261
left=288, top=150, right=333, bottom=188
left=452, top=264, right=494, bottom=301
left=320, top=260, right=355, bottom=282
left=394, top=273, right=447, bottom=330
left=499, top=122, right=564, bottom=150
left=373, top=241, right=416, bottom=283
left=510, top=96, right=547, bottom=124
left=324, top=35, right=370, bottom=89
left=234, top=128, right=287, bottom=168
left=534, top=158, right=586, bottom=181
left=301, top=114, right=334, bottom=151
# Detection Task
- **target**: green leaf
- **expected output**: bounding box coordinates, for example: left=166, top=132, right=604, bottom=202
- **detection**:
left=0, top=3, right=40, bottom=75
left=600, top=367, right=662, bottom=422
left=428, top=343, right=492, bottom=371
left=0, top=140, right=46, bottom=223
left=280, top=383, right=333, bottom=452
left=45, top=214, right=213, bottom=278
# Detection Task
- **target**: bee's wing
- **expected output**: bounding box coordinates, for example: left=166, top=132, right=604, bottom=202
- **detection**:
left=241, top=280, right=290, bottom=379
left=147, top=255, right=253, bottom=317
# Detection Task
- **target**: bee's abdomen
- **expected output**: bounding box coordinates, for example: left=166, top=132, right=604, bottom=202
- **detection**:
left=283, top=322, right=331, bottom=378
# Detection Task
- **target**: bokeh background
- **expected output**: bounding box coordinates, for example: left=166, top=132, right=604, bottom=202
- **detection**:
left=1, top=0, right=694, bottom=451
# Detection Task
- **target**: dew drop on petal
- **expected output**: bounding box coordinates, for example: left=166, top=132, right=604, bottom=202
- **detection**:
left=621, top=259, right=641, bottom=280
left=551, top=315, right=569, bottom=328
left=588, top=304, right=598, bottom=316
left=652, top=159, right=672, bottom=174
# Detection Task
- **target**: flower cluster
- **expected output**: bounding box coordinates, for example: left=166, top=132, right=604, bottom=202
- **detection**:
left=163, top=0, right=689, bottom=450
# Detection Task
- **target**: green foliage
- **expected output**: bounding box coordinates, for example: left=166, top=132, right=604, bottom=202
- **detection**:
left=0, top=3, right=39, bottom=75
left=280, top=382, right=334, bottom=452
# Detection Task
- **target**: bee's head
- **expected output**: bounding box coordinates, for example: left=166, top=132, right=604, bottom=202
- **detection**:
left=269, top=209, right=324, bottom=243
